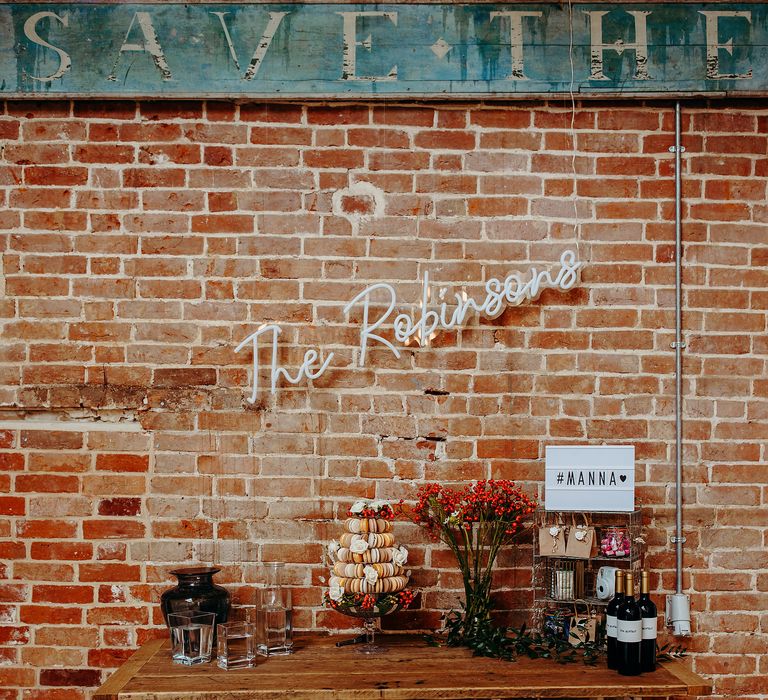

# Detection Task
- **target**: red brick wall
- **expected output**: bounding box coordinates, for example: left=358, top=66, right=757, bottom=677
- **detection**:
left=0, top=99, right=766, bottom=698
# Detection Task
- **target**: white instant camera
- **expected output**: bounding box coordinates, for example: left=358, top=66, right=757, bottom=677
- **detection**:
left=596, top=566, right=618, bottom=601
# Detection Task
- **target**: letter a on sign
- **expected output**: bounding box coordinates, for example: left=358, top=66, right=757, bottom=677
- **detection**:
left=107, top=12, right=173, bottom=82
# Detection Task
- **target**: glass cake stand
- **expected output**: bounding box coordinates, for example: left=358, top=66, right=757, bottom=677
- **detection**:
left=329, top=592, right=410, bottom=654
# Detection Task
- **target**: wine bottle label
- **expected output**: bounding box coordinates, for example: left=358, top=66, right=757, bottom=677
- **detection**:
left=617, top=619, right=642, bottom=643
left=642, top=616, right=658, bottom=640
left=606, top=615, right=618, bottom=637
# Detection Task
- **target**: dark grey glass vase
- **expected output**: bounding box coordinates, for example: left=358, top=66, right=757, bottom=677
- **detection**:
left=160, top=567, right=230, bottom=630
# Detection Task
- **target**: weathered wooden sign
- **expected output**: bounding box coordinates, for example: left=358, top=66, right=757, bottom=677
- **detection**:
left=0, top=3, right=764, bottom=99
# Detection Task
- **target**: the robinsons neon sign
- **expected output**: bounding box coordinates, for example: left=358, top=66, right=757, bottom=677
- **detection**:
left=236, top=250, right=584, bottom=399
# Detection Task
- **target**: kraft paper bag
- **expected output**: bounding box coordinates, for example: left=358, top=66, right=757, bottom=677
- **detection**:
left=538, top=524, right=566, bottom=556
left=569, top=601, right=599, bottom=646
left=565, top=525, right=598, bottom=558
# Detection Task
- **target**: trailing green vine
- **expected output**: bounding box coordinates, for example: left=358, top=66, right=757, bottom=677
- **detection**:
left=425, top=608, right=604, bottom=665
left=426, top=609, right=686, bottom=666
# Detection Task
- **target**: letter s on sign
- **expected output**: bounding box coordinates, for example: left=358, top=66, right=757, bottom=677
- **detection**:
left=23, top=11, right=72, bottom=82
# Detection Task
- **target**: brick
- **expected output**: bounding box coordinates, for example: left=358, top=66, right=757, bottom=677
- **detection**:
left=86, top=606, right=148, bottom=625
left=138, top=143, right=201, bottom=165
left=17, top=519, right=78, bottom=538
left=414, top=130, right=475, bottom=150
left=203, top=145, right=233, bottom=166
left=471, top=110, right=531, bottom=128
left=191, top=215, right=254, bottom=234
left=182, top=123, right=248, bottom=144
left=24, top=211, right=88, bottom=231
left=303, top=149, right=364, bottom=169
left=83, top=520, right=145, bottom=539
left=123, top=169, right=185, bottom=188
left=32, top=586, right=93, bottom=604
left=97, top=498, right=141, bottom=516
left=15, top=475, right=79, bottom=493
left=0, top=667, right=35, bottom=687
left=74, top=144, right=134, bottom=163
left=20, top=605, right=83, bottom=625
left=88, top=647, right=135, bottom=668
left=0, top=119, right=20, bottom=140
left=0, top=454, right=24, bottom=471
left=78, top=563, right=141, bottom=582
left=30, top=542, right=93, bottom=561
left=40, top=669, right=101, bottom=687
left=153, top=368, right=217, bottom=386
left=25, top=166, right=88, bottom=186
left=4, top=143, right=68, bottom=164
left=240, top=104, right=303, bottom=123
left=0, top=497, right=26, bottom=516
left=0, top=584, right=27, bottom=602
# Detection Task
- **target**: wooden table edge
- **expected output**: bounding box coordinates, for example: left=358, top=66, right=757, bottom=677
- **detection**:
left=660, top=659, right=713, bottom=696
left=93, top=638, right=165, bottom=700
left=90, top=638, right=713, bottom=700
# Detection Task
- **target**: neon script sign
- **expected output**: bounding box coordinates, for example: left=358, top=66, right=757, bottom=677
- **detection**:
left=236, top=250, right=584, bottom=399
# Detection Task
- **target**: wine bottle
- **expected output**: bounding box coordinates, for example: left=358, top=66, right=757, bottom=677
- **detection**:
left=638, top=571, right=658, bottom=673
left=617, top=572, right=642, bottom=676
left=605, top=569, right=625, bottom=670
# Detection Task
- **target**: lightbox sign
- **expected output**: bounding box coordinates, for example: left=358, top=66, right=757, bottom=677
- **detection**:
left=0, top=3, right=765, bottom=98
left=545, top=445, right=636, bottom=512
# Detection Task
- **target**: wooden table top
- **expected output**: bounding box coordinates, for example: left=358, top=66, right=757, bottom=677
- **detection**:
left=94, top=634, right=711, bottom=700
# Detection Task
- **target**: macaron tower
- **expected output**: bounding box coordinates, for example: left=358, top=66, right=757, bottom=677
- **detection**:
left=327, top=499, right=412, bottom=609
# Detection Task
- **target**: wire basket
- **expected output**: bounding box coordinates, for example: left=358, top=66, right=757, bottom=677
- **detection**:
left=545, top=559, right=585, bottom=601
left=533, top=509, right=644, bottom=611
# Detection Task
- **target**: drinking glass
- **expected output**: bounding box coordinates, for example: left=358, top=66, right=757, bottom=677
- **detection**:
left=217, top=621, right=256, bottom=670
left=168, top=612, right=215, bottom=665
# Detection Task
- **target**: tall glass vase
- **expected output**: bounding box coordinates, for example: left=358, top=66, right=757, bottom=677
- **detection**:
left=461, top=572, right=493, bottom=640
left=256, top=562, right=293, bottom=656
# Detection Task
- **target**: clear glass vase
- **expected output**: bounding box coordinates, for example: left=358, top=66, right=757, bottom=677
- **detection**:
left=256, top=562, right=293, bottom=656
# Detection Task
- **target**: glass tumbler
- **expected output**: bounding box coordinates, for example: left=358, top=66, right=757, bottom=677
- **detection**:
left=217, top=621, right=256, bottom=670
left=168, top=611, right=215, bottom=665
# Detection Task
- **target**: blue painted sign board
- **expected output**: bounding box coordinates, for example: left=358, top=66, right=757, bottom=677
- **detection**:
left=0, top=3, right=764, bottom=98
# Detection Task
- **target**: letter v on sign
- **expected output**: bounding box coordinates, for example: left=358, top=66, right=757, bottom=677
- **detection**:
left=211, top=11, right=289, bottom=80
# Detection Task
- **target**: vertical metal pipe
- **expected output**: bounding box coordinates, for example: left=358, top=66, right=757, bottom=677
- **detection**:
left=667, top=102, right=691, bottom=635
left=673, top=101, right=684, bottom=595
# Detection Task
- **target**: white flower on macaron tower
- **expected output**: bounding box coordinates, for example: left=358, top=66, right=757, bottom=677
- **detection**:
left=392, top=545, right=408, bottom=567
left=349, top=535, right=369, bottom=554
left=329, top=579, right=344, bottom=602
left=363, top=565, right=379, bottom=585
left=328, top=539, right=340, bottom=562
left=350, top=501, right=366, bottom=514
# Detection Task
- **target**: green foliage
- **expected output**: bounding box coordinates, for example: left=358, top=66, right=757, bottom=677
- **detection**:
left=426, top=608, right=604, bottom=665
